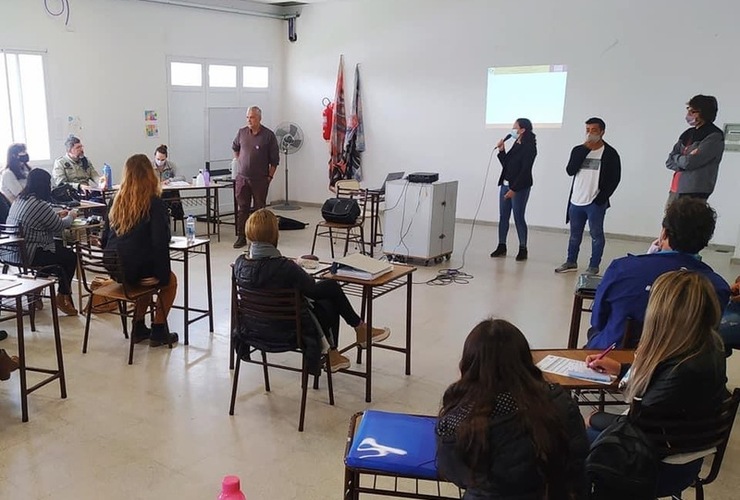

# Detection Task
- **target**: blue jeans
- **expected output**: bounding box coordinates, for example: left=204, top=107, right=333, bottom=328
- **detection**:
left=567, top=201, right=607, bottom=268
left=719, top=301, right=740, bottom=353
left=498, top=185, right=531, bottom=247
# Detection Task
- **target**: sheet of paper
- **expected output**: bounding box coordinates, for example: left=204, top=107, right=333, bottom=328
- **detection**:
left=536, top=355, right=613, bottom=384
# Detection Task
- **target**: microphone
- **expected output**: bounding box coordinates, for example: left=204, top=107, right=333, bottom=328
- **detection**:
left=503, top=133, right=512, bottom=141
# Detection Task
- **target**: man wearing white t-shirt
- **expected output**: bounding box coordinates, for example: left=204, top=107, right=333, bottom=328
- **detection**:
left=555, top=118, right=621, bottom=275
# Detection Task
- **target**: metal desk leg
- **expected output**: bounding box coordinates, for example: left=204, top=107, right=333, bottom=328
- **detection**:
left=214, top=188, right=221, bottom=243
left=206, top=242, right=214, bottom=332
left=16, top=296, right=28, bottom=422
left=365, top=285, right=373, bottom=403
left=405, top=273, right=412, bottom=376
left=49, top=286, right=67, bottom=399
left=568, top=294, right=584, bottom=349
left=205, top=189, right=212, bottom=239
left=183, top=247, right=190, bottom=345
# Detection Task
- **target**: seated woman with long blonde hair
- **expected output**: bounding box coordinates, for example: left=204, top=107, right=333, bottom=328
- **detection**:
left=101, top=154, right=178, bottom=347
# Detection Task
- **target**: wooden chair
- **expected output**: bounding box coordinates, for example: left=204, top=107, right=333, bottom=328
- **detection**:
left=229, top=279, right=334, bottom=432
left=76, top=242, right=162, bottom=365
left=634, top=388, right=740, bottom=499
left=0, top=224, right=42, bottom=329
left=311, top=182, right=368, bottom=258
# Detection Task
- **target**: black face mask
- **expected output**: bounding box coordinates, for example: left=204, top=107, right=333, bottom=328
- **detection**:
left=18, top=153, right=29, bottom=163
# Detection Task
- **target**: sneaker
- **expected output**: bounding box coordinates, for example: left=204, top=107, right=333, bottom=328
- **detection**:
left=515, top=247, right=528, bottom=261
left=327, top=350, right=350, bottom=372
left=490, top=244, right=507, bottom=258
left=131, top=321, right=151, bottom=344
left=0, top=349, right=19, bottom=381
left=233, top=236, right=247, bottom=249
left=355, top=323, right=391, bottom=348
left=149, top=324, right=179, bottom=348
left=554, top=262, right=578, bottom=273
left=585, top=266, right=600, bottom=275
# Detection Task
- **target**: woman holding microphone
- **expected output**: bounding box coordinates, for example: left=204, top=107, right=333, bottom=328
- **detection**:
left=490, top=118, right=537, bottom=261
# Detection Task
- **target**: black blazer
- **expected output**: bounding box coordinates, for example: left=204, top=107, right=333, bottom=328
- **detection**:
left=102, top=196, right=172, bottom=286
left=497, top=139, right=537, bottom=192
left=564, top=142, right=621, bottom=223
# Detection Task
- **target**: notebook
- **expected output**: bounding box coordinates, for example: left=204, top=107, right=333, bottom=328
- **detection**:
left=334, top=253, right=393, bottom=280
left=345, top=410, right=439, bottom=479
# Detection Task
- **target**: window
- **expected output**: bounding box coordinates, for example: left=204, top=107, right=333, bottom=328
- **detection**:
left=170, top=62, right=202, bottom=87
left=485, top=65, right=568, bottom=128
left=243, top=66, right=269, bottom=89
left=208, top=64, right=236, bottom=88
left=0, top=52, right=51, bottom=161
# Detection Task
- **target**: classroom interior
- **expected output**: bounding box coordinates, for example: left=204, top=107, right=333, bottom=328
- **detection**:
left=1, top=0, right=740, bottom=498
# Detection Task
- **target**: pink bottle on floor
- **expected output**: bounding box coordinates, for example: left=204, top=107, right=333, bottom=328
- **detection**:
left=218, top=475, right=246, bottom=500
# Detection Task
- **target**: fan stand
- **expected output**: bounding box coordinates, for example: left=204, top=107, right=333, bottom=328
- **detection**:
left=271, top=148, right=301, bottom=211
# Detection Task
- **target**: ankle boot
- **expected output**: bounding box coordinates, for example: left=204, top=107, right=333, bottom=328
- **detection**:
left=57, top=294, right=78, bottom=316
left=0, top=349, right=19, bottom=381
left=132, top=320, right=151, bottom=344
left=490, top=244, right=507, bottom=258
left=150, top=323, right=179, bottom=348
left=516, top=246, right=528, bottom=261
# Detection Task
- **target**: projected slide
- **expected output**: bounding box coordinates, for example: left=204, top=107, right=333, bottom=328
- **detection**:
left=486, top=65, right=568, bottom=128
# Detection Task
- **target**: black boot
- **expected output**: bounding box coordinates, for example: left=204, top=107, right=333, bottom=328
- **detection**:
left=150, top=323, right=179, bottom=348
left=516, top=247, right=528, bottom=261
left=132, top=320, right=151, bottom=344
left=490, top=244, right=507, bottom=258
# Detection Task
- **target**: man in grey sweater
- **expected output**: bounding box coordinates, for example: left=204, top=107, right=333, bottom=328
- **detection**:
left=665, top=94, right=724, bottom=203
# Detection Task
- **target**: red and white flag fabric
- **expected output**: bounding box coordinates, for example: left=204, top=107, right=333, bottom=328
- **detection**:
left=328, top=55, right=347, bottom=186
left=343, top=63, right=364, bottom=181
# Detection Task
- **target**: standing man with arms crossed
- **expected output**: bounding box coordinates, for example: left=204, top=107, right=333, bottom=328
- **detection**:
left=665, top=94, right=724, bottom=203
left=555, top=117, right=621, bottom=276
left=232, top=106, right=279, bottom=249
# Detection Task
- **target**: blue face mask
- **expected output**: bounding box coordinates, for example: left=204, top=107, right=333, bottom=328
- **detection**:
left=510, top=129, right=519, bottom=140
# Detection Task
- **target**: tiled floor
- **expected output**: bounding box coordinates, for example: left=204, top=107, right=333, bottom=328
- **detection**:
left=1, top=207, right=739, bottom=499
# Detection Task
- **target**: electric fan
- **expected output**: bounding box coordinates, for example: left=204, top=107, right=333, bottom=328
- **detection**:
left=272, top=122, right=304, bottom=211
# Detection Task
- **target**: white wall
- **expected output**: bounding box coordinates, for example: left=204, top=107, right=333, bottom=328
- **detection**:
left=0, top=0, right=284, bottom=182
left=284, top=0, right=740, bottom=245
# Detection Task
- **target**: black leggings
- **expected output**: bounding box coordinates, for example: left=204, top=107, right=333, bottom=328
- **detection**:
left=308, top=280, right=361, bottom=348
left=32, top=241, right=77, bottom=295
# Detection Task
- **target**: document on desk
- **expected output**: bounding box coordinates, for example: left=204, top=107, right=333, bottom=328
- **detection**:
left=0, top=274, right=21, bottom=292
left=536, top=355, right=613, bottom=384
left=166, top=181, right=192, bottom=188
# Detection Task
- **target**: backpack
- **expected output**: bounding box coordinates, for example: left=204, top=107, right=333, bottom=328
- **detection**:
left=321, top=198, right=360, bottom=224
left=277, top=215, right=308, bottom=231
left=51, top=184, right=81, bottom=205
left=586, top=417, right=659, bottom=500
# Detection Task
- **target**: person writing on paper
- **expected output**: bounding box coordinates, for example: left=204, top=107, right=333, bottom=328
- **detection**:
left=102, top=154, right=179, bottom=347
left=436, top=319, right=589, bottom=499
left=490, top=118, right=537, bottom=261
left=232, top=209, right=390, bottom=373
left=0, top=169, right=79, bottom=316
left=586, top=270, right=727, bottom=493
left=152, top=144, right=185, bottom=222
left=2, top=143, right=33, bottom=203
left=52, top=135, right=102, bottom=191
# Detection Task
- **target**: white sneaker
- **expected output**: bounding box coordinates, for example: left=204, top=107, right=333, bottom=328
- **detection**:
left=355, top=324, right=391, bottom=348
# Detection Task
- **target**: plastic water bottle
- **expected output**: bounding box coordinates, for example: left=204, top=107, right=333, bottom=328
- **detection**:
left=218, top=475, right=246, bottom=500
left=195, top=169, right=205, bottom=187
left=186, top=215, right=196, bottom=243
left=102, top=163, right=112, bottom=190
left=203, top=168, right=210, bottom=187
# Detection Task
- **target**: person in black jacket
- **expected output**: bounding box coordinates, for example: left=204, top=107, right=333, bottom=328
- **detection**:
left=436, top=318, right=589, bottom=500
left=555, top=117, right=621, bottom=276
left=490, top=118, right=537, bottom=261
left=102, top=154, right=179, bottom=347
left=232, top=208, right=390, bottom=373
left=587, top=269, right=727, bottom=495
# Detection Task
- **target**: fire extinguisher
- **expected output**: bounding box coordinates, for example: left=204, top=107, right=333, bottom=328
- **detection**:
left=322, top=97, right=334, bottom=141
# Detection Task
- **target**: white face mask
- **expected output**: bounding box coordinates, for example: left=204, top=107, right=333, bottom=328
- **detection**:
left=510, top=129, right=519, bottom=140
left=585, top=133, right=601, bottom=143
left=155, top=159, right=165, bottom=167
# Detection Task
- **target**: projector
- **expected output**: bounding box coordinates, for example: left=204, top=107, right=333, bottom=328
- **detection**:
left=407, top=172, right=439, bottom=183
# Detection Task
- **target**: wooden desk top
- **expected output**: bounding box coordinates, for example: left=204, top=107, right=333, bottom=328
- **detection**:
left=532, top=349, right=635, bottom=389
left=319, top=263, right=416, bottom=286
left=0, top=276, right=56, bottom=297
left=169, top=236, right=210, bottom=250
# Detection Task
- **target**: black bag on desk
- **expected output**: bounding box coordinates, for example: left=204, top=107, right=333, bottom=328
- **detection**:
left=51, top=184, right=81, bottom=205
left=321, top=198, right=360, bottom=224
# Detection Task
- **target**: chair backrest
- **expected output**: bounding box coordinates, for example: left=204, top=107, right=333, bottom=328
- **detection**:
left=633, top=388, right=740, bottom=483
left=0, top=223, right=29, bottom=270
left=232, top=278, right=305, bottom=349
left=335, top=181, right=367, bottom=224
left=335, top=179, right=361, bottom=193
left=76, top=242, right=144, bottom=299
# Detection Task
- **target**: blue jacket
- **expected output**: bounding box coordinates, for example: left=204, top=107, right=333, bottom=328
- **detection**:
left=586, top=252, right=730, bottom=349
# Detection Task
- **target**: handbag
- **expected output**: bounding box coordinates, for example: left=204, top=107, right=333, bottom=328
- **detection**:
left=87, top=277, right=118, bottom=313
left=51, top=184, right=81, bottom=205
left=321, top=198, right=360, bottom=224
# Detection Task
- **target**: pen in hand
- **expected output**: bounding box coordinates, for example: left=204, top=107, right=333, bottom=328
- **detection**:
left=587, top=342, right=617, bottom=370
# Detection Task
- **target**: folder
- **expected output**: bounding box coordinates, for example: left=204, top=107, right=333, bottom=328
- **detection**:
left=334, top=253, right=393, bottom=280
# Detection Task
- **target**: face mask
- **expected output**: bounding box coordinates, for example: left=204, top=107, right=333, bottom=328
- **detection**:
left=155, top=159, right=165, bottom=167
left=686, top=114, right=697, bottom=126
left=510, top=129, right=519, bottom=140
left=18, top=153, right=29, bottom=163
left=586, top=133, right=601, bottom=143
